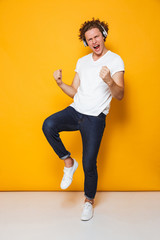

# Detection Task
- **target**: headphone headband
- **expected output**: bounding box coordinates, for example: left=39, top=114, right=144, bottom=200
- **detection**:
left=83, top=24, right=108, bottom=47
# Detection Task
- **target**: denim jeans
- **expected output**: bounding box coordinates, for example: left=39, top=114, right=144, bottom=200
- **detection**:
left=42, top=106, right=106, bottom=200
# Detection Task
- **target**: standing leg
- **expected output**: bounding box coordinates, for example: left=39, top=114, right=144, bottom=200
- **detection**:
left=80, top=113, right=106, bottom=201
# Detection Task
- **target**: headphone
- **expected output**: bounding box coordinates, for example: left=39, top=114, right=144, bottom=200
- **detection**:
left=82, top=24, right=108, bottom=47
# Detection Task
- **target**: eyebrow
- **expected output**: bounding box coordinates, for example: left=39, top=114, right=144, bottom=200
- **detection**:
left=88, top=34, right=99, bottom=41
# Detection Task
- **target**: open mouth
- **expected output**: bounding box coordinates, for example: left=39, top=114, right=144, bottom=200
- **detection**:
left=93, top=45, right=100, bottom=50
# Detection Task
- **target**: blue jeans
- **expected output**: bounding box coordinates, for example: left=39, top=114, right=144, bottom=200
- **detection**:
left=42, top=106, right=106, bottom=200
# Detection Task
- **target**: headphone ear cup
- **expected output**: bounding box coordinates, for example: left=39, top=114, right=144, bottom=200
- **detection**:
left=83, top=39, right=88, bottom=47
left=103, top=31, right=107, bottom=38
left=100, top=24, right=108, bottom=38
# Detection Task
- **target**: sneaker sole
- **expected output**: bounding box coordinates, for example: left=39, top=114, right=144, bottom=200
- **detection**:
left=81, top=215, right=93, bottom=221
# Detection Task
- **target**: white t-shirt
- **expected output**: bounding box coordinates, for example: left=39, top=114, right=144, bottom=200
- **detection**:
left=70, top=50, right=125, bottom=116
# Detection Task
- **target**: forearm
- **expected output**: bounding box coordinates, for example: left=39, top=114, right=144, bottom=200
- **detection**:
left=107, top=78, right=124, bottom=100
left=58, top=82, right=77, bottom=98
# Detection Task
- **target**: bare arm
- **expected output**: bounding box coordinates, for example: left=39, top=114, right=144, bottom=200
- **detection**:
left=99, top=67, right=124, bottom=100
left=53, top=69, right=80, bottom=98
left=107, top=71, right=124, bottom=100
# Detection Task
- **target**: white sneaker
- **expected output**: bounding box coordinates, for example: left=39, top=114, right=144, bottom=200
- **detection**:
left=81, top=202, right=94, bottom=221
left=60, top=159, right=78, bottom=190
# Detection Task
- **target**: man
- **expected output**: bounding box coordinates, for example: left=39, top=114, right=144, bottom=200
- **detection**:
left=42, top=18, right=125, bottom=221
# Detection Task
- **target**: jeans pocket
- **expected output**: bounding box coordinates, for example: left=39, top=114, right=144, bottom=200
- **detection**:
left=97, top=112, right=106, bottom=120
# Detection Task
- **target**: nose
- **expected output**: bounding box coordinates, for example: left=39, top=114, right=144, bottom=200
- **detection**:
left=92, top=38, right=97, bottom=45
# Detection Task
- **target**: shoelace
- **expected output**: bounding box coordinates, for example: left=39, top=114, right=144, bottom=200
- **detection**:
left=83, top=202, right=93, bottom=210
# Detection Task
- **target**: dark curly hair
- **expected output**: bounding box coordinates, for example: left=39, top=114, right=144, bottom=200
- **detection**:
left=78, top=17, right=109, bottom=42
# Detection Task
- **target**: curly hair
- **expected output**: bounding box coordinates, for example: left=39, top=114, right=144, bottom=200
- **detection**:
left=78, top=17, right=109, bottom=42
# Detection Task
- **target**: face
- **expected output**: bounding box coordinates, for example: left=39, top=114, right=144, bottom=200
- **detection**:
left=84, top=28, right=106, bottom=56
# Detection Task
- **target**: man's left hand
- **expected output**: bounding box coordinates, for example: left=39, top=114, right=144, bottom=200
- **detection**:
left=99, top=66, right=113, bottom=86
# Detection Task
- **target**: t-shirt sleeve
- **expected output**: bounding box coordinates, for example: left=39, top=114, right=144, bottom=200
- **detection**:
left=111, top=56, right=125, bottom=77
left=74, top=59, right=80, bottom=73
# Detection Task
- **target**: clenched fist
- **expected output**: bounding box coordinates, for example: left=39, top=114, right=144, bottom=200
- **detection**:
left=53, top=69, right=62, bottom=86
left=99, top=66, right=113, bottom=86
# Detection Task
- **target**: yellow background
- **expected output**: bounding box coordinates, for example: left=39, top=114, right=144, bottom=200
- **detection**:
left=0, top=0, right=160, bottom=191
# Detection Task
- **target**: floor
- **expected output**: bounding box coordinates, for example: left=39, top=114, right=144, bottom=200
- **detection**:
left=0, top=191, right=160, bottom=240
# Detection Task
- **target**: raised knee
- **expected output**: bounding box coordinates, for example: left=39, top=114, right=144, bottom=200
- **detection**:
left=42, top=117, right=55, bottom=134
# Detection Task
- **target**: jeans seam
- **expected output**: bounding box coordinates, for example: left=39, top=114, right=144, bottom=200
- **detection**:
left=60, top=152, right=71, bottom=160
left=84, top=194, right=94, bottom=200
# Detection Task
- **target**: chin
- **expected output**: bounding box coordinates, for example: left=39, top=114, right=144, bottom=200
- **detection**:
left=93, top=49, right=102, bottom=55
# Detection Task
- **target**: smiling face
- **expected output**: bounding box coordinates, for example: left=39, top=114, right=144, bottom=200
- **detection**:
left=84, top=27, right=107, bottom=57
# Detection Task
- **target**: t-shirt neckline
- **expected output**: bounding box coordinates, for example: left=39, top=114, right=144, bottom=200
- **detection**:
left=91, top=50, right=110, bottom=63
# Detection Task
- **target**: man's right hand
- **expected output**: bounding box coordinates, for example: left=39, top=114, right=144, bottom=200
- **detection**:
left=53, top=69, right=62, bottom=86
left=52, top=70, right=79, bottom=98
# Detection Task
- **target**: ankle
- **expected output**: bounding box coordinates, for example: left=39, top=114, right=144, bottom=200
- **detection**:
left=85, top=198, right=94, bottom=205
left=64, top=157, right=74, bottom=168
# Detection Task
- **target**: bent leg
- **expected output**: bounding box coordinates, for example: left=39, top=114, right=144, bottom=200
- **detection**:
left=42, top=106, right=79, bottom=159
